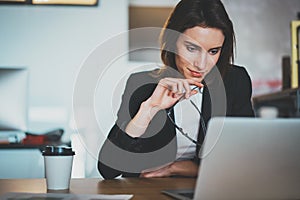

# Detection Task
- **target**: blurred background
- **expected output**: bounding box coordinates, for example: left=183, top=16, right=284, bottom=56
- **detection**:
left=0, top=0, right=299, bottom=179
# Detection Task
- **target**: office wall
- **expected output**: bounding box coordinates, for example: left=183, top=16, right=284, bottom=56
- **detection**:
left=0, top=0, right=128, bottom=132
left=222, top=0, right=300, bottom=96
left=0, top=0, right=128, bottom=178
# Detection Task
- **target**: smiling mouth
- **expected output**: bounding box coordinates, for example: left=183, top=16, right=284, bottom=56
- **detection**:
left=187, top=68, right=205, bottom=77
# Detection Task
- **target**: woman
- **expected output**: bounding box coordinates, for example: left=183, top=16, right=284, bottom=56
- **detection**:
left=98, top=0, right=254, bottom=179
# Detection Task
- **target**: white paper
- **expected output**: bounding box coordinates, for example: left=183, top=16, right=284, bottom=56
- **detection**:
left=1, top=192, right=133, bottom=200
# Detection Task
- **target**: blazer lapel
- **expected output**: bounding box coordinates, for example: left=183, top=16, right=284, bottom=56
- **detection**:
left=196, top=85, right=211, bottom=159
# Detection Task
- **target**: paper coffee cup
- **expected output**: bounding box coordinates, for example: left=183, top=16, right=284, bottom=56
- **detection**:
left=42, top=146, right=75, bottom=190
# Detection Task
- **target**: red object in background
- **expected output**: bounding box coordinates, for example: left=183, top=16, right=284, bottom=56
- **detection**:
left=252, top=79, right=282, bottom=89
left=252, top=79, right=282, bottom=96
left=22, top=135, right=46, bottom=145
left=21, top=129, right=64, bottom=145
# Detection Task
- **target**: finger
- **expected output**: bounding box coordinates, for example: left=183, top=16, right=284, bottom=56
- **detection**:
left=158, top=80, right=171, bottom=90
left=161, top=79, right=183, bottom=99
left=143, top=171, right=163, bottom=178
left=163, top=78, right=203, bottom=89
left=161, top=78, right=202, bottom=99
left=186, top=79, right=203, bottom=88
left=177, top=80, right=186, bottom=94
left=190, top=90, right=198, bottom=96
left=139, top=172, right=148, bottom=178
left=160, top=78, right=178, bottom=93
left=143, top=172, right=155, bottom=178
left=171, top=91, right=184, bottom=100
left=182, top=80, right=191, bottom=99
left=165, top=78, right=190, bottom=96
left=140, top=170, right=157, bottom=178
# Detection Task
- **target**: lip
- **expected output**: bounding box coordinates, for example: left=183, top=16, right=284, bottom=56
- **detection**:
left=187, top=68, right=204, bottom=78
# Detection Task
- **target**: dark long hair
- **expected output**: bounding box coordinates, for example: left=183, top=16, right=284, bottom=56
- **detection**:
left=160, top=0, right=235, bottom=77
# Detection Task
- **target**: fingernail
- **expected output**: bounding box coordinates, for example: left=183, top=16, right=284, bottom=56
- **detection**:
left=191, top=90, right=198, bottom=95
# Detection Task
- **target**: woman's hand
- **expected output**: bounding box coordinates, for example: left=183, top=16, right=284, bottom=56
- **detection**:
left=125, top=78, right=202, bottom=138
left=140, top=160, right=199, bottom=178
left=146, top=78, right=203, bottom=111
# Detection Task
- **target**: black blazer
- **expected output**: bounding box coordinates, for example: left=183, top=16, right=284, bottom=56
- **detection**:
left=98, top=65, right=254, bottom=179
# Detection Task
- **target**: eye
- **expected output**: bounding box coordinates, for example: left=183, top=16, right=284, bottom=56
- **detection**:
left=186, top=45, right=198, bottom=52
left=209, top=48, right=221, bottom=55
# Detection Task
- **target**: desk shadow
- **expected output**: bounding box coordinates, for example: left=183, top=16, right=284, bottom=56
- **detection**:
left=47, top=189, right=70, bottom=194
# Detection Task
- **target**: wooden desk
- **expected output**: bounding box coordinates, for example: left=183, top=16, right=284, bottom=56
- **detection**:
left=0, top=178, right=196, bottom=200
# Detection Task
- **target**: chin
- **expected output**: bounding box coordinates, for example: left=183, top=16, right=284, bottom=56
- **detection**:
left=193, top=78, right=203, bottom=83
left=186, top=76, right=202, bottom=83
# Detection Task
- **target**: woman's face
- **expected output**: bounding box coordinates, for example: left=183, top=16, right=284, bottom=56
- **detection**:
left=175, top=26, right=225, bottom=82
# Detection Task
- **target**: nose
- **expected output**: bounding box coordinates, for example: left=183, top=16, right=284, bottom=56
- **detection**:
left=193, top=52, right=207, bottom=70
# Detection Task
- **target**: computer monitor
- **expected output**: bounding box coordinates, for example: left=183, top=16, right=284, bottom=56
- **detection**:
left=0, top=68, right=29, bottom=131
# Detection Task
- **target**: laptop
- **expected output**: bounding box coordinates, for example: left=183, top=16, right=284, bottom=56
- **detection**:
left=162, top=117, right=300, bottom=200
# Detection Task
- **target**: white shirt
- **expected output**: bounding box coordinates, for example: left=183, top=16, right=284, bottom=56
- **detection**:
left=174, top=87, right=203, bottom=160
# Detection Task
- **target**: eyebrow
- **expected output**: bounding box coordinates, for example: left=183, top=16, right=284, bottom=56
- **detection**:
left=184, top=41, right=201, bottom=50
left=184, top=41, right=223, bottom=51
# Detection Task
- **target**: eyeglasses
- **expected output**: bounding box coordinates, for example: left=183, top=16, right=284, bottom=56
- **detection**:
left=167, top=88, right=207, bottom=146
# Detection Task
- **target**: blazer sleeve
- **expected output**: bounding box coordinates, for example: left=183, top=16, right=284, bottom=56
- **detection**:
left=226, top=66, right=255, bottom=117
left=97, top=73, right=148, bottom=179
left=98, top=71, right=178, bottom=179
left=98, top=70, right=179, bottom=179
